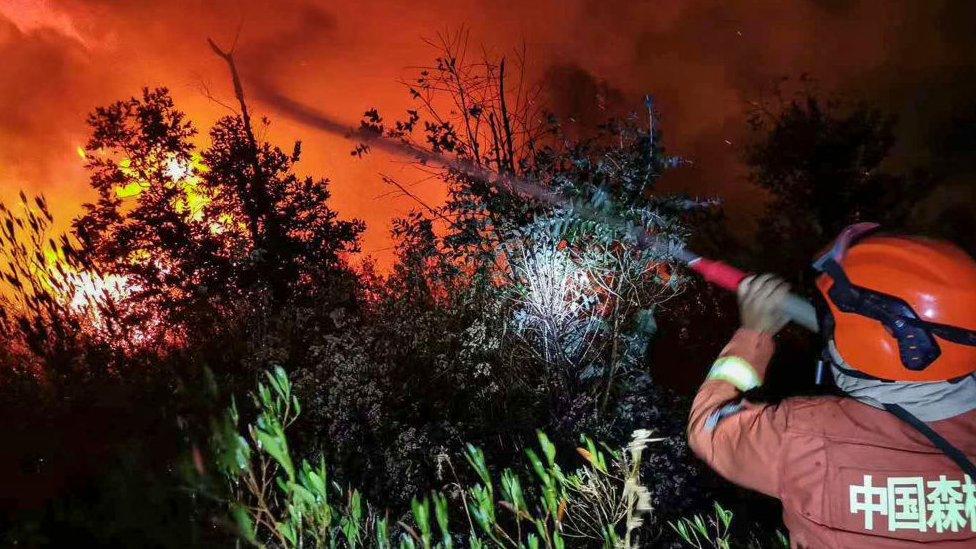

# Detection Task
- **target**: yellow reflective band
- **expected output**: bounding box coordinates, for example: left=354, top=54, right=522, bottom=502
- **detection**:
left=707, top=356, right=762, bottom=392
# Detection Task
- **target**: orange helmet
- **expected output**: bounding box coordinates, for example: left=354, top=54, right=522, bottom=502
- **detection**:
left=813, top=223, right=976, bottom=382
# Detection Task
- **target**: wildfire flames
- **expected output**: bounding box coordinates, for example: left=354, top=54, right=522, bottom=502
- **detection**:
left=40, top=246, right=130, bottom=313
left=2, top=145, right=223, bottom=343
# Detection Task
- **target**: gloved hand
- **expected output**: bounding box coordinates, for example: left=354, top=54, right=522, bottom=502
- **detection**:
left=738, top=274, right=791, bottom=335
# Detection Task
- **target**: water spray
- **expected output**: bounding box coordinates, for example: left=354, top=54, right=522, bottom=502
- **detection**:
left=252, top=84, right=819, bottom=332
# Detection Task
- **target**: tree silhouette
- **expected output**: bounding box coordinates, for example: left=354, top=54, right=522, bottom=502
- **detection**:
left=74, top=87, right=222, bottom=330
left=746, top=91, right=929, bottom=283
left=203, top=115, right=364, bottom=293
left=74, top=86, right=363, bottom=334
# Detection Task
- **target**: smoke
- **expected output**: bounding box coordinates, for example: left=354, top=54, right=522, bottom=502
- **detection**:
left=0, top=14, right=104, bottom=225
left=543, top=64, right=628, bottom=128
left=234, top=2, right=338, bottom=76
left=0, top=0, right=973, bottom=261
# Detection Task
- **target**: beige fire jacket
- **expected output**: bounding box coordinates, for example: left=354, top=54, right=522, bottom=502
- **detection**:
left=688, top=329, right=976, bottom=548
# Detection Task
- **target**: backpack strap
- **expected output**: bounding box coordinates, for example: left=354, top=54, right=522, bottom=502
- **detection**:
left=882, top=402, right=976, bottom=480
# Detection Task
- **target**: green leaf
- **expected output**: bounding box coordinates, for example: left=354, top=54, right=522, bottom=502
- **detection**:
left=668, top=520, right=694, bottom=544
left=500, top=469, right=526, bottom=515
left=411, top=496, right=432, bottom=549
left=524, top=449, right=550, bottom=488
left=268, top=365, right=291, bottom=399
left=579, top=435, right=608, bottom=474
left=230, top=503, right=257, bottom=545
left=290, top=482, right=317, bottom=510
left=342, top=513, right=361, bottom=548
left=464, top=444, right=492, bottom=490
left=299, top=458, right=328, bottom=500
left=714, top=501, right=733, bottom=530
left=376, top=517, right=390, bottom=548
left=277, top=520, right=298, bottom=547
left=349, top=489, right=363, bottom=523
left=537, top=431, right=556, bottom=467
left=468, top=484, right=495, bottom=532
left=255, top=425, right=295, bottom=481
left=601, top=524, right=619, bottom=547
left=432, top=492, right=452, bottom=548
left=532, top=519, right=549, bottom=545
left=542, top=486, right=559, bottom=522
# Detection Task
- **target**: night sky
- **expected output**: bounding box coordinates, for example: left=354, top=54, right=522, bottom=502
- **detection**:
left=1, top=0, right=974, bottom=267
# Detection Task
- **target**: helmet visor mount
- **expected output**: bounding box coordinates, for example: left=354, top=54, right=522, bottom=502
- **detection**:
left=813, top=223, right=976, bottom=373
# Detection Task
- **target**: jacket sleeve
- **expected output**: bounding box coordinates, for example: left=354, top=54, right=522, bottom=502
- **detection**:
left=686, top=329, right=789, bottom=498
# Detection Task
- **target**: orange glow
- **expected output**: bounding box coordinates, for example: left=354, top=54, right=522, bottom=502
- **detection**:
left=0, top=0, right=957, bottom=272
left=108, top=151, right=215, bottom=223
left=63, top=270, right=130, bottom=312
left=35, top=239, right=130, bottom=314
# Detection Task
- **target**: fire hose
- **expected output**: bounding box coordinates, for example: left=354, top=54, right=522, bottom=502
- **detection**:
left=254, top=86, right=820, bottom=333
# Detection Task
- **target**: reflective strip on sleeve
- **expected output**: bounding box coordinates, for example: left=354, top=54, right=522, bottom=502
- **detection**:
left=707, top=356, right=762, bottom=392
left=704, top=402, right=745, bottom=432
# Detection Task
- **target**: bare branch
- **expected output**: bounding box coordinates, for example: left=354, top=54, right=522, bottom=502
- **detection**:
left=379, top=174, right=454, bottom=225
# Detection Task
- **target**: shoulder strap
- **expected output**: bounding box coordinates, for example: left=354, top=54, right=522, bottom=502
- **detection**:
left=882, top=402, right=976, bottom=480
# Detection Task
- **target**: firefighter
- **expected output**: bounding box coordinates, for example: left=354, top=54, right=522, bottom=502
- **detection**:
left=687, top=223, right=976, bottom=547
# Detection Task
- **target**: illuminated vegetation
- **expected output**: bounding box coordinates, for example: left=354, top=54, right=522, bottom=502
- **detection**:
left=1, top=32, right=940, bottom=548
left=197, top=366, right=658, bottom=548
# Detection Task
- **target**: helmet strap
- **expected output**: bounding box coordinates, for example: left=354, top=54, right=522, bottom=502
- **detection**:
left=881, top=402, right=976, bottom=481
left=827, top=341, right=976, bottom=479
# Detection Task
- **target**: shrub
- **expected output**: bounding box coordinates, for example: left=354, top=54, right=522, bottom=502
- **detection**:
left=198, top=367, right=660, bottom=548
left=669, top=502, right=789, bottom=549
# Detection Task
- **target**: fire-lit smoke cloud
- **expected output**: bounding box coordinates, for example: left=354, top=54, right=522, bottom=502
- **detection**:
left=1, top=0, right=973, bottom=266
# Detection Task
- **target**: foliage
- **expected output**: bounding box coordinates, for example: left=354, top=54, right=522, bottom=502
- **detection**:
left=503, top=205, right=682, bottom=415
left=669, top=502, right=789, bottom=549
left=671, top=502, right=734, bottom=549
left=0, top=191, right=129, bottom=385
left=0, top=83, right=364, bottom=545
left=4, top=37, right=927, bottom=549
left=0, top=185, right=221, bottom=548
left=201, top=366, right=659, bottom=548
left=745, top=85, right=930, bottom=283
left=73, top=87, right=363, bottom=335
left=327, top=34, right=711, bottom=523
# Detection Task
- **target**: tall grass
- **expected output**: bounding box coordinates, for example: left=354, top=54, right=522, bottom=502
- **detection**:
left=197, top=366, right=660, bottom=548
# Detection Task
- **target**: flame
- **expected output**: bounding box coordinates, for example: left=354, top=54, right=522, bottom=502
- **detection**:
left=209, top=213, right=238, bottom=235
left=38, top=245, right=131, bottom=314
left=5, top=147, right=240, bottom=347
left=64, top=270, right=130, bottom=312
left=112, top=152, right=215, bottom=223
left=115, top=182, right=145, bottom=199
